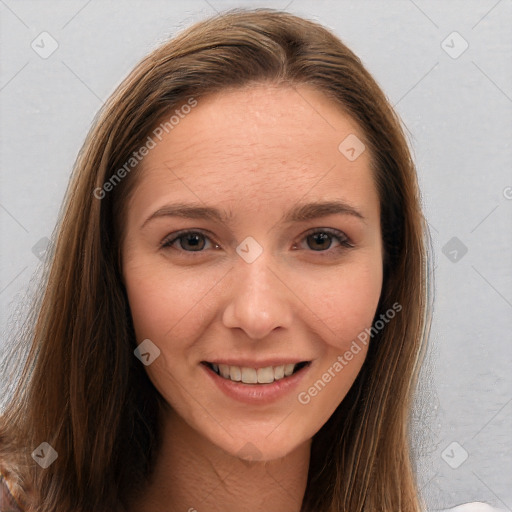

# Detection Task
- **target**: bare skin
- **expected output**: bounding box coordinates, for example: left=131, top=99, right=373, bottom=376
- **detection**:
left=122, top=83, right=383, bottom=512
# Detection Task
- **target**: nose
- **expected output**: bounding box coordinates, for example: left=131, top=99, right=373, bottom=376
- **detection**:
left=222, top=250, right=294, bottom=340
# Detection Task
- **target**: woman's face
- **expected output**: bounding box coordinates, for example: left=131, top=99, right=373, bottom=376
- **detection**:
left=122, top=84, right=383, bottom=461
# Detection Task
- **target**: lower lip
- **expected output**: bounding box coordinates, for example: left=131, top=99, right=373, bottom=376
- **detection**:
left=201, top=363, right=311, bottom=405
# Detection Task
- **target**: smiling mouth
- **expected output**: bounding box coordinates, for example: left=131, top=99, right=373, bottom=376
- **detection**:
left=202, top=361, right=310, bottom=384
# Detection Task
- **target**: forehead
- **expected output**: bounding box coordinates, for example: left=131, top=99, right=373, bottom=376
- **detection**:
left=130, top=84, right=378, bottom=218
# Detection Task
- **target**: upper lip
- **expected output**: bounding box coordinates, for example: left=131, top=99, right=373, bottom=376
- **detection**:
left=203, top=359, right=310, bottom=367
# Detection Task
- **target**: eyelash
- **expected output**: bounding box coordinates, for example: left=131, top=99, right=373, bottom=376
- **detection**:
left=160, top=228, right=354, bottom=256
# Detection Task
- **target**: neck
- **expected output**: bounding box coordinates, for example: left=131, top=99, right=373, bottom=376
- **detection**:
left=128, top=407, right=311, bottom=512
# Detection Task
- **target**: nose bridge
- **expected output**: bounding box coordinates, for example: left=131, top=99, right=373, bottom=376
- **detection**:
left=238, top=249, right=276, bottom=302
left=222, top=240, right=293, bottom=340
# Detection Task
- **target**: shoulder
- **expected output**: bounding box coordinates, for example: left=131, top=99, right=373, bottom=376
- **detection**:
left=0, top=472, right=23, bottom=512
left=436, top=503, right=506, bottom=512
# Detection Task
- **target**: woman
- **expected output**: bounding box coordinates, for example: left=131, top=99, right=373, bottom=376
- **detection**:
left=0, top=8, right=502, bottom=512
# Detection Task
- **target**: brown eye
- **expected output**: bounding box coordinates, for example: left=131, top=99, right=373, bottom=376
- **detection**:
left=306, top=232, right=333, bottom=251
left=161, top=228, right=353, bottom=257
left=178, top=233, right=206, bottom=251
left=161, top=231, right=213, bottom=252
left=299, top=228, right=353, bottom=254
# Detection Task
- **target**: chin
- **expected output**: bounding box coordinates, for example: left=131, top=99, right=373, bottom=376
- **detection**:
left=204, top=422, right=312, bottom=463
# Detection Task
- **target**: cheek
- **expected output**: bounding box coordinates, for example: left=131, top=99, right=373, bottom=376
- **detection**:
left=296, top=260, right=382, bottom=421
left=308, top=258, right=383, bottom=350
left=122, top=258, right=221, bottom=350
left=123, top=261, right=177, bottom=335
left=123, top=263, right=176, bottom=341
left=123, top=261, right=208, bottom=400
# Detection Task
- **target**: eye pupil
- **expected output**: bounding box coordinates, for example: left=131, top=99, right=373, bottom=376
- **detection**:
left=308, top=232, right=331, bottom=251
left=182, top=233, right=205, bottom=251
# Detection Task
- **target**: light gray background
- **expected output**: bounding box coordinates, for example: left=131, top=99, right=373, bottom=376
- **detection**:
left=1, top=1, right=511, bottom=510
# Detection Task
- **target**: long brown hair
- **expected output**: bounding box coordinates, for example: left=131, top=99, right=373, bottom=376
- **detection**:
left=0, top=8, right=433, bottom=511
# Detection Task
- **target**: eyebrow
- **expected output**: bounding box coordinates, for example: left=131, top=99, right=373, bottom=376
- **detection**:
left=141, top=200, right=366, bottom=229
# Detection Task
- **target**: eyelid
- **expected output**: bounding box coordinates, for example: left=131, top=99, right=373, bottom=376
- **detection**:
left=160, top=228, right=354, bottom=254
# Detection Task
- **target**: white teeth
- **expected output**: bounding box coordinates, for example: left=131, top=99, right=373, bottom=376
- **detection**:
left=284, top=363, right=295, bottom=377
left=274, top=365, right=285, bottom=380
left=241, top=367, right=257, bottom=384
left=210, top=362, right=305, bottom=383
left=257, top=366, right=274, bottom=384
left=229, top=365, right=241, bottom=382
left=218, top=364, right=230, bottom=378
